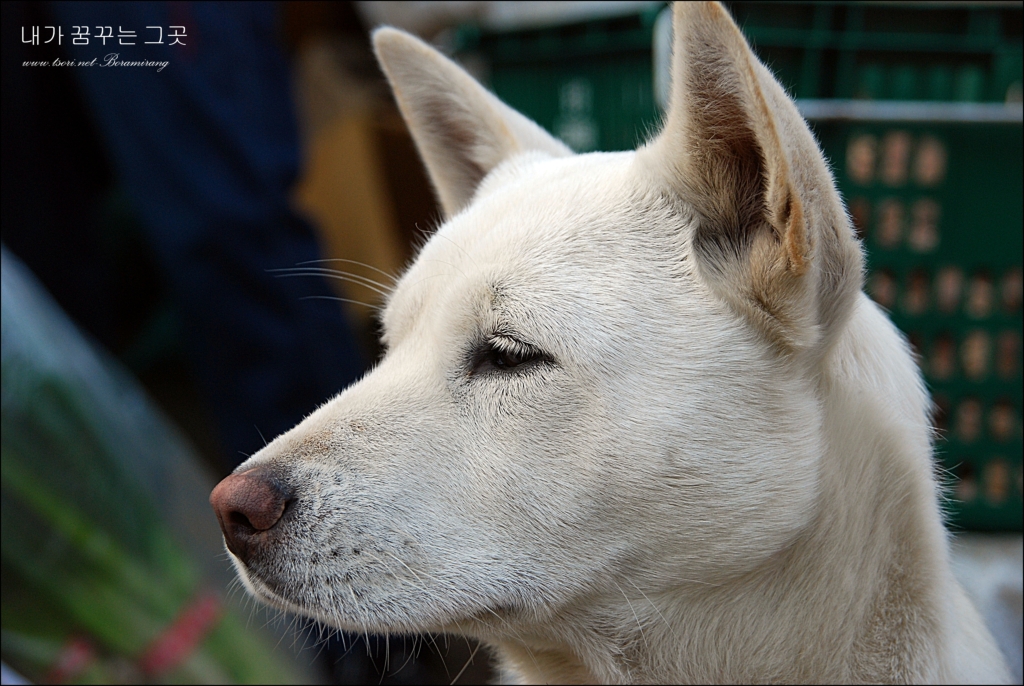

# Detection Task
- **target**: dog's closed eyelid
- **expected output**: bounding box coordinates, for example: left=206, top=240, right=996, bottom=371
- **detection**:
left=489, top=333, right=529, bottom=352
left=467, top=333, right=553, bottom=375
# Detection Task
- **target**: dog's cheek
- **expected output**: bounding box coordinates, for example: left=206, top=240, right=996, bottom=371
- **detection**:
left=449, top=378, right=628, bottom=579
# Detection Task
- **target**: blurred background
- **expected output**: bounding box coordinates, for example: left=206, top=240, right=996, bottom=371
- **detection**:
left=1, top=1, right=1020, bottom=684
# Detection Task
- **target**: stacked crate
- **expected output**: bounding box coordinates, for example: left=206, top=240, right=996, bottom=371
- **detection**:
left=815, top=120, right=1022, bottom=531
left=454, top=2, right=1023, bottom=531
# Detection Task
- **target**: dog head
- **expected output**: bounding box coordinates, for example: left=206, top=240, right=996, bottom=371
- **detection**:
left=212, top=1, right=863, bottom=641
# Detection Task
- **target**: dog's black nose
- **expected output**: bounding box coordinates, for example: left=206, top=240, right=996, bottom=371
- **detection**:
left=210, top=468, right=292, bottom=563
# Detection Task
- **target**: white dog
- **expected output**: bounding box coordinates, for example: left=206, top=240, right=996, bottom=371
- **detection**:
left=210, top=3, right=1011, bottom=683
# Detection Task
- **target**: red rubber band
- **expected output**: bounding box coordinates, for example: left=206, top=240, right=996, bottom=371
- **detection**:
left=137, top=591, right=222, bottom=677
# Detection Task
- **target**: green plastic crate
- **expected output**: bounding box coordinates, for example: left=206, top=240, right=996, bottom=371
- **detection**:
left=454, top=6, right=664, bottom=151
left=455, top=3, right=1022, bottom=154
left=729, top=2, right=1023, bottom=102
left=813, top=118, right=1022, bottom=532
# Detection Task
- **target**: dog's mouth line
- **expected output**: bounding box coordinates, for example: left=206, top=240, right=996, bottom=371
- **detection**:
left=239, top=569, right=302, bottom=613
left=240, top=561, right=526, bottom=636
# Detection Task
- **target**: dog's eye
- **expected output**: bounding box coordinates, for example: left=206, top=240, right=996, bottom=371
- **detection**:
left=471, top=337, right=548, bottom=374
left=491, top=346, right=530, bottom=369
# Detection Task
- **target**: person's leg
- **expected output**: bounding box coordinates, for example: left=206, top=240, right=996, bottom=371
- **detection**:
left=51, top=1, right=366, bottom=468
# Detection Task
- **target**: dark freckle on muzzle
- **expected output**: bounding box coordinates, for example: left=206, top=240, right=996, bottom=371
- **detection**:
left=210, top=467, right=294, bottom=565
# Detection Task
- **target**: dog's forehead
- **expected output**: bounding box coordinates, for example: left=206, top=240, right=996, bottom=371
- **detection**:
left=384, top=152, right=664, bottom=337
left=428, top=152, right=643, bottom=273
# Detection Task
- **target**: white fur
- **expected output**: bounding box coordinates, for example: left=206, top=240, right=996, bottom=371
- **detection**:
left=226, top=3, right=1011, bottom=683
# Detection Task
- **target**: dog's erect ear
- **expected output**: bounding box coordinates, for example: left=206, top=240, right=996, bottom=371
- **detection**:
left=645, top=2, right=863, bottom=358
left=373, top=28, right=572, bottom=218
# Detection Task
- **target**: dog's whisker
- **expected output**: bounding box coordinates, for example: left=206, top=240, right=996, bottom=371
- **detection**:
left=625, top=578, right=678, bottom=640
left=391, top=635, right=419, bottom=678
left=450, top=640, right=480, bottom=685
left=382, top=634, right=391, bottom=683
left=254, top=424, right=268, bottom=448
left=296, top=294, right=382, bottom=310
left=270, top=265, right=395, bottom=295
left=294, top=257, right=400, bottom=285
left=424, top=631, right=452, bottom=679
left=271, top=269, right=393, bottom=298
left=612, top=578, right=651, bottom=654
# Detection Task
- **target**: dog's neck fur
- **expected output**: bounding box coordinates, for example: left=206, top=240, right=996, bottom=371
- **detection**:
left=490, top=298, right=956, bottom=684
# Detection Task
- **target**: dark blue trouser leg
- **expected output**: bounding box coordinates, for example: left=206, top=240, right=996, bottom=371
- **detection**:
left=51, top=1, right=366, bottom=469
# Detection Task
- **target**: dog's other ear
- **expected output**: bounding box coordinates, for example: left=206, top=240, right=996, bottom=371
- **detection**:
left=645, top=2, right=863, bottom=358
left=373, top=28, right=572, bottom=218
